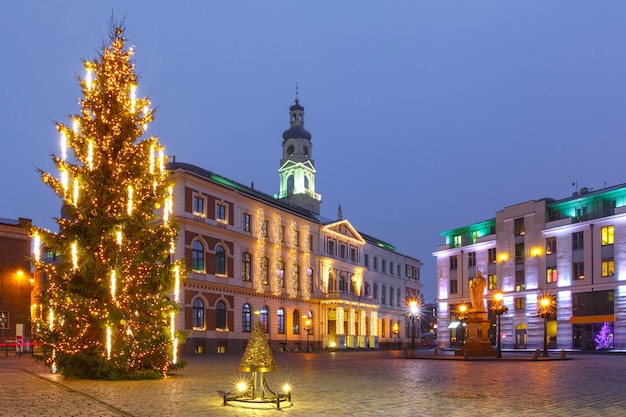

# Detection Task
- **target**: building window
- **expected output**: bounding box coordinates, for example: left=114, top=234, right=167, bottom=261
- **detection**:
left=603, top=200, right=616, bottom=216
left=546, top=237, right=557, bottom=254
left=277, top=308, right=285, bottom=334
left=279, top=225, right=285, bottom=242
left=295, top=264, right=300, bottom=290
left=215, top=300, right=226, bottom=329
left=373, top=283, right=378, bottom=299
left=339, top=244, right=346, bottom=259
left=243, top=213, right=251, bottom=232
left=390, top=262, right=394, bottom=275
left=488, top=248, right=496, bottom=264
left=450, top=256, right=458, bottom=270
left=328, top=240, right=335, bottom=256
left=192, top=240, right=205, bottom=272
left=193, top=194, right=205, bottom=217
left=216, top=203, right=227, bottom=222
left=382, top=259, right=387, bottom=273
left=453, top=235, right=462, bottom=248
left=262, top=220, right=268, bottom=237
left=339, top=274, right=346, bottom=291
left=547, top=267, right=558, bottom=283
left=278, top=261, right=285, bottom=287
left=397, top=288, right=401, bottom=307
left=397, top=264, right=401, bottom=276
left=468, top=252, right=476, bottom=267
left=514, top=218, right=525, bottom=236
left=261, top=257, right=268, bottom=285
left=406, top=264, right=412, bottom=278
left=292, top=310, right=300, bottom=334
left=242, top=304, right=251, bottom=332
left=373, top=257, right=378, bottom=270
left=389, top=286, right=394, bottom=306
left=192, top=298, right=205, bottom=330
left=350, top=247, right=356, bottom=262
left=488, top=274, right=497, bottom=290
left=602, top=258, right=614, bottom=277
left=602, top=226, right=614, bottom=246
left=242, top=252, right=252, bottom=282
left=450, top=279, right=458, bottom=294
left=381, top=285, right=386, bottom=304
left=364, top=254, right=369, bottom=267
left=515, top=298, right=525, bottom=310
left=295, top=231, right=300, bottom=247
left=515, top=243, right=525, bottom=264
left=471, top=231, right=479, bottom=244
left=573, top=231, right=584, bottom=250
left=260, top=306, right=269, bottom=333
left=215, top=245, right=226, bottom=275
left=515, top=270, right=525, bottom=291
left=573, top=261, right=585, bottom=280
left=309, top=235, right=314, bottom=251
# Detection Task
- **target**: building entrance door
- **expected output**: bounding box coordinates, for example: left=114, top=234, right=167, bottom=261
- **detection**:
left=515, top=324, right=527, bottom=349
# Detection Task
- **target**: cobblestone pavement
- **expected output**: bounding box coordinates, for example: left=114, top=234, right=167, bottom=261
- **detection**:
left=1, top=350, right=625, bottom=417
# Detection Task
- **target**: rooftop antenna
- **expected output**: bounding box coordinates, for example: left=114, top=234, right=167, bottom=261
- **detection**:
left=295, top=82, right=299, bottom=103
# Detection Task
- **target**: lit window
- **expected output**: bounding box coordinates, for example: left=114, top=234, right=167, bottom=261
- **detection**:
left=488, top=274, right=497, bottom=290
left=546, top=237, right=557, bottom=254
left=468, top=252, right=476, bottom=267
left=602, top=226, right=614, bottom=246
left=602, top=258, right=614, bottom=277
left=515, top=298, right=525, bottom=310
left=514, top=218, right=525, bottom=236
left=488, top=248, right=497, bottom=264
left=292, top=310, right=300, bottom=334
left=515, top=270, right=525, bottom=291
left=547, top=267, right=558, bottom=283
left=453, top=235, right=462, bottom=248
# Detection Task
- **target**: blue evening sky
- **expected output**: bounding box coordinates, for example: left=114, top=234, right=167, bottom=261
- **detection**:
left=1, top=2, right=625, bottom=301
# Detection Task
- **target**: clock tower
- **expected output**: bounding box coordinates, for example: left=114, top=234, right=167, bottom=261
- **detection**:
left=278, top=92, right=321, bottom=214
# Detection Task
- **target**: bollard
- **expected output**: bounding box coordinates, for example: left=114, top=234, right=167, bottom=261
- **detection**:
left=433, top=348, right=439, bottom=356
left=560, top=350, right=566, bottom=358
left=532, top=349, right=539, bottom=360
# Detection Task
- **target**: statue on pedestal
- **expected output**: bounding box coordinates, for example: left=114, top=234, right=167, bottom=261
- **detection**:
left=469, top=271, right=486, bottom=312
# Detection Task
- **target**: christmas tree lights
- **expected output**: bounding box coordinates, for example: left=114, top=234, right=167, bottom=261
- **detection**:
left=30, top=21, right=186, bottom=379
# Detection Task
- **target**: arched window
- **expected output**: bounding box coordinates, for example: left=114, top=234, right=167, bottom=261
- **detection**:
left=364, top=281, right=370, bottom=296
left=287, top=175, right=294, bottom=194
left=307, top=267, right=314, bottom=293
left=293, top=309, right=300, bottom=334
left=215, top=245, right=226, bottom=275
left=339, top=273, right=346, bottom=291
left=242, top=303, right=251, bottom=333
left=304, top=175, right=310, bottom=190
left=328, top=272, right=335, bottom=292
left=192, top=240, right=205, bottom=272
left=277, top=308, right=285, bottom=334
left=260, top=306, right=269, bottom=333
left=381, top=319, right=386, bottom=338
left=216, top=300, right=226, bottom=329
left=192, top=298, right=205, bottom=330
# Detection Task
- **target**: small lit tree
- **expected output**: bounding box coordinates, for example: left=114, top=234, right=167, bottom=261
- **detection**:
left=30, top=20, right=185, bottom=379
left=594, top=322, right=613, bottom=350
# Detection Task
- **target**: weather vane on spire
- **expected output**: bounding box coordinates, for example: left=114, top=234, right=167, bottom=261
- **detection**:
left=295, top=82, right=299, bottom=103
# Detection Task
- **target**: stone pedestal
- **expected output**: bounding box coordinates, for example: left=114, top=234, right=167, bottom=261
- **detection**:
left=460, top=311, right=496, bottom=357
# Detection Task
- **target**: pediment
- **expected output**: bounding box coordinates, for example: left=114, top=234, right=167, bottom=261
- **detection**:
left=322, top=220, right=365, bottom=246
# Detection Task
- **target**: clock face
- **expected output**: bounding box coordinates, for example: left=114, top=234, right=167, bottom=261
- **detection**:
left=287, top=145, right=295, bottom=156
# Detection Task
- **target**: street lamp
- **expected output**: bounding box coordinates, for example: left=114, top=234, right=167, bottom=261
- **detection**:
left=302, top=315, right=312, bottom=351
left=392, top=322, right=398, bottom=349
left=408, top=300, right=420, bottom=351
left=456, top=303, right=469, bottom=347
left=491, top=292, right=508, bottom=359
left=537, top=294, right=555, bottom=357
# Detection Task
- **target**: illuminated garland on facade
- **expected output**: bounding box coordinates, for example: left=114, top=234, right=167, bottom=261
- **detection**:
left=287, top=220, right=298, bottom=297
left=272, top=213, right=282, bottom=295
left=255, top=208, right=266, bottom=293
left=301, top=224, right=311, bottom=300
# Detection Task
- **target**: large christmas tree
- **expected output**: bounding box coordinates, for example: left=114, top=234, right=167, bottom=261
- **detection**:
left=30, top=21, right=185, bottom=379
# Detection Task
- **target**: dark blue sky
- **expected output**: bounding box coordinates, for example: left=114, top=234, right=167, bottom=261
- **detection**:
left=2, top=2, right=625, bottom=301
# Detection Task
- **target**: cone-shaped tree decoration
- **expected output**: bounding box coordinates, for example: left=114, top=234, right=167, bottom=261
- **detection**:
left=240, top=320, right=278, bottom=372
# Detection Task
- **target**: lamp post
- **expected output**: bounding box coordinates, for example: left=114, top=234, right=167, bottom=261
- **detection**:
left=492, top=292, right=508, bottom=359
left=537, top=295, right=555, bottom=357
left=408, top=300, right=419, bottom=351
left=302, top=316, right=311, bottom=351
left=457, top=303, right=469, bottom=347
left=393, top=323, right=398, bottom=349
